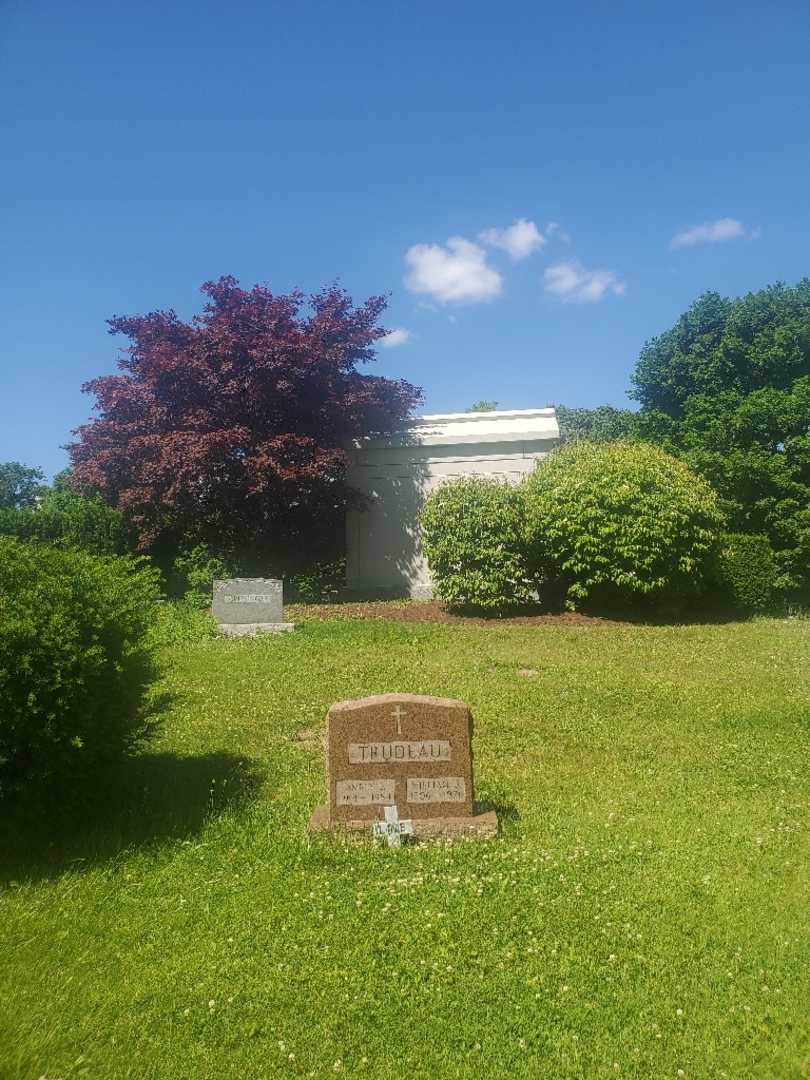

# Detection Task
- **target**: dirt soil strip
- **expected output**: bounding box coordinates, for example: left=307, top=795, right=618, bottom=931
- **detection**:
left=287, top=601, right=626, bottom=627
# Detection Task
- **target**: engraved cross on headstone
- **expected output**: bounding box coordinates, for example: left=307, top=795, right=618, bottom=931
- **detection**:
left=372, top=805, right=414, bottom=848
left=391, top=704, right=407, bottom=736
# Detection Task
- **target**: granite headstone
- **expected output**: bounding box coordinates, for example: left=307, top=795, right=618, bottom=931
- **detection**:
left=212, top=578, right=294, bottom=636
left=309, top=693, right=497, bottom=838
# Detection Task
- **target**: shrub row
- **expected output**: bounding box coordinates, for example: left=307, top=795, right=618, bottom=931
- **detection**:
left=169, top=541, right=347, bottom=607
left=0, top=485, right=129, bottom=555
left=717, top=532, right=780, bottom=613
left=420, top=441, right=782, bottom=614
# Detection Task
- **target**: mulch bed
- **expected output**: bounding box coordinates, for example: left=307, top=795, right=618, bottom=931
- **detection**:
left=288, top=600, right=627, bottom=627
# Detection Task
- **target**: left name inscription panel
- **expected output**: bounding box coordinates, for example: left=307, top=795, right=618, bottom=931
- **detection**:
left=335, top=779, right=396, bottom=806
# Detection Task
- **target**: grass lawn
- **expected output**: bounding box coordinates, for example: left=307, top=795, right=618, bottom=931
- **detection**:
left=2, top=613, right=809, bottom=1079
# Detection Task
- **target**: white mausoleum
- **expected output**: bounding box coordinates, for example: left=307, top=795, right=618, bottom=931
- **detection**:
left=346, top=407, right=560, bottom=598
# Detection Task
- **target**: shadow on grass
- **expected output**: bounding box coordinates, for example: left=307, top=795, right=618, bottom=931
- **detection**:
left=475, top=795, right=520, bottom=825
left=293, top=592, right=758, bottom=628
left=0, top=750, right=264, bottom=885
left=443, top=596, right=757, bottom=626
left=589, top=605, right=752, bottom=628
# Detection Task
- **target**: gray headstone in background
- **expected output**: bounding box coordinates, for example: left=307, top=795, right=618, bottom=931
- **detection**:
left=212, top=578, right=294, bottom=636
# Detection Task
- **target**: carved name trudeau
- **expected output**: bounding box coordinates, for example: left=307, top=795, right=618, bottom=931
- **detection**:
left=348, top=740, right=451, bottom=764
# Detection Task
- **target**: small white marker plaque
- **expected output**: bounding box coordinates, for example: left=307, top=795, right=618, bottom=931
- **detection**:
left=372, top=805, right=414, bottom=847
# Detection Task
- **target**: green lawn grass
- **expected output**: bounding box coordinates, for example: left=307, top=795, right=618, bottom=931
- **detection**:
left=2, top=614, right=809, bottom=1079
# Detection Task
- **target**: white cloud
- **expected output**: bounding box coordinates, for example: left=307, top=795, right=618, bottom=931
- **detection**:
left=404, top=237, right=502, bottom=305
left=670, top=217, right=748, bottom=249
left=545, top=221, right=571, bottom=244
left=543, top=259, right=626, bottom=303
left=379, top=327, right=411, bottom=348
left=479, top=218, right=546, bottom=260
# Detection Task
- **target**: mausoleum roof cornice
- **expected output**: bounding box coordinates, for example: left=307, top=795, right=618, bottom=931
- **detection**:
left=413, top=407, right=556, bottom=423
left=353, top=406, right=559, bottom=449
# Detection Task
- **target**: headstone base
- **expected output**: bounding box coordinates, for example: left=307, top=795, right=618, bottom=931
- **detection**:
left=308, top=805, right=498, bottom=838
left=218, top=622, right=295, bottom=637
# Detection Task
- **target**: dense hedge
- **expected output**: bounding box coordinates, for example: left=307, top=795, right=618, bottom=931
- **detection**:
left=0, top=486, right=128, bottom=555
left=523, top=441, right=725, bottom=611
left=717, top=533, right=780, bottom=613
left=420, top=477, right=533, bottom=611
left=170, top=541, right=347, bottom=607
left=0, top=539, right=161, bottom=800
left=289, top=558, right=346, bottom=603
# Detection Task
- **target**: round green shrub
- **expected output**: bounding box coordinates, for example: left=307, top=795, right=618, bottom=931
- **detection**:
left=717, top=532, right=780, bottom=612
left=0, top=538, right=162, bottom=800
left=420, top=477, right=533, bottom=611
left=523, top=441, right=725, bottom=611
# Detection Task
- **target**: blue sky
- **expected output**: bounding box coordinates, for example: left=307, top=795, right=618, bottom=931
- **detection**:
left=2, top=0, right=809, bottom=477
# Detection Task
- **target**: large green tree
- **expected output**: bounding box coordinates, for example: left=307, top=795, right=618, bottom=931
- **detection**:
left=555, top=404, right=638, bottom=444
left=630, top=281, right=810, bottom=594
left=0, top=462, right=45, bottom=510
